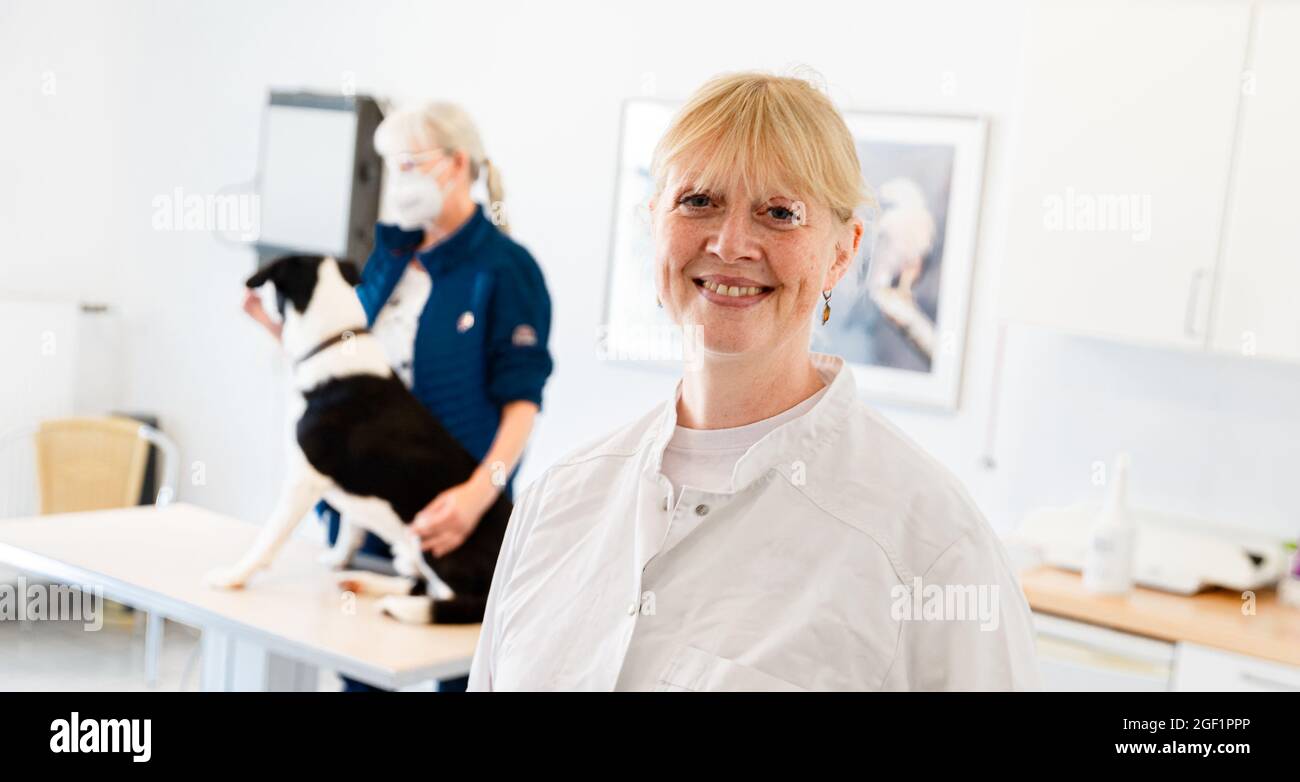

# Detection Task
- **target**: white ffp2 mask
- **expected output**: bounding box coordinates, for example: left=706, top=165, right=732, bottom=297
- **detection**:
left=392, top=167, right=446, bottom=230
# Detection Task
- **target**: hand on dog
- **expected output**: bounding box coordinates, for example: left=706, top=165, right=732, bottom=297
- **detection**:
left=413, top=476, right=497, bottom=557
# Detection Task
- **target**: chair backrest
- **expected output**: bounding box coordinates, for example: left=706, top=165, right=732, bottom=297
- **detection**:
left=34, top=416, right=150, bottom=514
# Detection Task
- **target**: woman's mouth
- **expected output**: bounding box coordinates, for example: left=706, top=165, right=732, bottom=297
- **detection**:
left=693, top=276, right=775, bottom=308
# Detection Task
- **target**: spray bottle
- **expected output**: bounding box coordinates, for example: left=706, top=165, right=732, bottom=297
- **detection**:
left=1083, top=453, right=1135, bottom=595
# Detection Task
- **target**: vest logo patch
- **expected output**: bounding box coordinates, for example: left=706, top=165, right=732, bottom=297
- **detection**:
left=512, top=324, right=538, bottom=347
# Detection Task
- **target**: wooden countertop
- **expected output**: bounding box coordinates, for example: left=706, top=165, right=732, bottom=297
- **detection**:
left=0, top=503, right=480, bottom=687
left=1020, top=566, right=1300, bottom=668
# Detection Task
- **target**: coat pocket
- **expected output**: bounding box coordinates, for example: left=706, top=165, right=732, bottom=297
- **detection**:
left=654, top=646, right=807, bottom=692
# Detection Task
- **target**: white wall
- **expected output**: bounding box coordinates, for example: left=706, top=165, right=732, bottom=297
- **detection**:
left=3, top=0, right=1295, bottom=541
left=992, top=324, right=1300, bottom=537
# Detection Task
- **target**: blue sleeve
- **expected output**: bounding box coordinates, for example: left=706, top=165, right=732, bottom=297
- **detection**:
left=356, top=223, right=424, bottom=325
left=485, top=248, right=554, bottom=409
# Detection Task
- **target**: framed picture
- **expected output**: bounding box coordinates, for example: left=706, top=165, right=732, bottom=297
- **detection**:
left=602, top=99, right=681, bottom=366
left=603, top=99, right=988, bottom=409
left=815, top=111, right=988, bottom=410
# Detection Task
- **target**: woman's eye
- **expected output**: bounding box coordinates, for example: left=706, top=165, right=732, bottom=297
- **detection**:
left=764, top=203, right=805, bottom=226
left=678, top=193, right=713, bottom=210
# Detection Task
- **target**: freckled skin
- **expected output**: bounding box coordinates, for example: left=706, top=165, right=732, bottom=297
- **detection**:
left=649, top=166, right=865, bottom=430
left=651, top=167, right=861, bottom=356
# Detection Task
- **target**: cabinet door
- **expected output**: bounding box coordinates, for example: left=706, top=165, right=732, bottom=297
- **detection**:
left=1172, top=643, right=1300, bottom=692
left=1035, top=614, right=1173, bottom=692
left=1001, top=0, right=1250, bottom=350
left=1210, top=2, right=1300, bottom=362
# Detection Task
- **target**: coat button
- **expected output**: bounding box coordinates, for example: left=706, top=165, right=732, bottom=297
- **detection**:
left=660, top=497, right=668, bottom=512
left=694, top=504, right=709, bottom=516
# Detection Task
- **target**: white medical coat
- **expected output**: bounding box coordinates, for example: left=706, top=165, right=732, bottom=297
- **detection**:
left=468, top=353, right=1040, bottom=691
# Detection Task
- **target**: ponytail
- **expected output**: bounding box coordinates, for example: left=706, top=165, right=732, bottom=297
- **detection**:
left=483, top=157, right=508, bottom=233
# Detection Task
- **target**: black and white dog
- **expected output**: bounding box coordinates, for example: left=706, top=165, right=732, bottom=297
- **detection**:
left=204, top=254, right=510, bottom=624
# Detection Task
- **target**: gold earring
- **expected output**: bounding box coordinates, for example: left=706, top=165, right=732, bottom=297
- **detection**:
left=821, top=290, right=832, bottom=325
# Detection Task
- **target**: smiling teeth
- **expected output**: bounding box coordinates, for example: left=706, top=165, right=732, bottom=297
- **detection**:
left=702, top=280, right=764, bottom=297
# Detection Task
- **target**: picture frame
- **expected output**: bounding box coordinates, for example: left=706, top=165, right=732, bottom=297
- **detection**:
left=602, top=99, right=988, bottom=410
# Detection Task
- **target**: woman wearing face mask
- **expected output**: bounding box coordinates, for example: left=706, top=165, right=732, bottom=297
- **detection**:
left=467, top=73, right=1038, bottom=691
left=242, top=102, right=553, bottom=692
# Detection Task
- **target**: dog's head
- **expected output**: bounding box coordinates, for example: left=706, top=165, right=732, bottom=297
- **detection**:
left=246, top=254, right=361, bottom=318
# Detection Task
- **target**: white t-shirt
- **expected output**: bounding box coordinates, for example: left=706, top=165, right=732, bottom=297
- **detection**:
left=660, top=383, right=829, bottom=506
left=370, top=260, right=432, bottom=388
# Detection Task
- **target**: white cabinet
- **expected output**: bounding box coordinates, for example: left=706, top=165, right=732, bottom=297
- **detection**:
left=1209, top=2, right=1300, bottom=362
left=1034, top=614, right=1173, bottom=691
left=1001, top=0, right=1251, bottom=350
left=1034, top=614, right=1300, bottom=691
left=1172, top=643, right=1300, bottom=692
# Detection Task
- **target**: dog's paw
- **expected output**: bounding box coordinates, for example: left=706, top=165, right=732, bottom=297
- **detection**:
left=337, top=571, right=414, bottom=597
left=336, top=573, right=364, bottom=594
left=204, top=566, right=252, bottom=590
left=377, top=595, right=433, bottom=625
left=317, top=549, right=352, bottom=570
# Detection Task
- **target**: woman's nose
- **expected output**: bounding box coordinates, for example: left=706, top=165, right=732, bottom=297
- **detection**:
left=705, top=207, right=762, bottom=264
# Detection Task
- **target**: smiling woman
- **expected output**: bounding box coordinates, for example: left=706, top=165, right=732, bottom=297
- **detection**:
left=467, top=71, right=1040, bottom=692
left=648, top=73, right=869, bottom=411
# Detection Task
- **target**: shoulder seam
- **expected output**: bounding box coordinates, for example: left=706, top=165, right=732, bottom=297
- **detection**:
left=774, top=470, right=911, bottom=585
left=919, top=527, right=976, bottom=580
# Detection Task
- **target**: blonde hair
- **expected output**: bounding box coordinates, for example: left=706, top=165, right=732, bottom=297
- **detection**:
left=651, top=71, right=871, bottom=223
left=374, top=101, right=508, bottom=231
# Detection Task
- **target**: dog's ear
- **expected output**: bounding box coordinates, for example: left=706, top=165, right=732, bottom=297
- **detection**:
left=247, top=255, right=324, bottom=314
left=335, top=258, right=362, bottom=287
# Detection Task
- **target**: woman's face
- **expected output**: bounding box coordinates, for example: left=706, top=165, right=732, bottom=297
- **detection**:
left=417, top=149, right=470, bottom=193
left=652, top=165, right=862, bottom=358
left=386, top=145, right=471, bottom=195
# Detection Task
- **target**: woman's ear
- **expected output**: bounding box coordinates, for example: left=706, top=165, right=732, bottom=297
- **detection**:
left=453, top=149, right=473, bottom=184
left=826, top=216, right=864, bottom=289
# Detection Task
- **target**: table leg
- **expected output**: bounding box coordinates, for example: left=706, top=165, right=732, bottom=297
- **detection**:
left=144, top=612, right=164, bottom=687
left=199, top=627, right=319, bottom=691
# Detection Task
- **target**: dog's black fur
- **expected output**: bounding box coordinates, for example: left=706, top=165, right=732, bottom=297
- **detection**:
left=298, top=373, right=511, bottom=623
left=247, top=254, right=362, bottom=319
left=248, top=254, right=510, bottom=624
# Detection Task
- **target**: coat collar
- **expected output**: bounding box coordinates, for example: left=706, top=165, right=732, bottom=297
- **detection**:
left=415, top=202, right=493, bottom=276
left=640, top=352, right=857, bottom=492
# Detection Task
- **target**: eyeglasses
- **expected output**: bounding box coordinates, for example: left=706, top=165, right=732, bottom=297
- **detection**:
left=387, top=149, right=452, bottom=173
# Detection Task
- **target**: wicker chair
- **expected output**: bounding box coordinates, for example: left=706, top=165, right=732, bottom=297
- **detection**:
left=0, top=415, right=179, bottom=686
